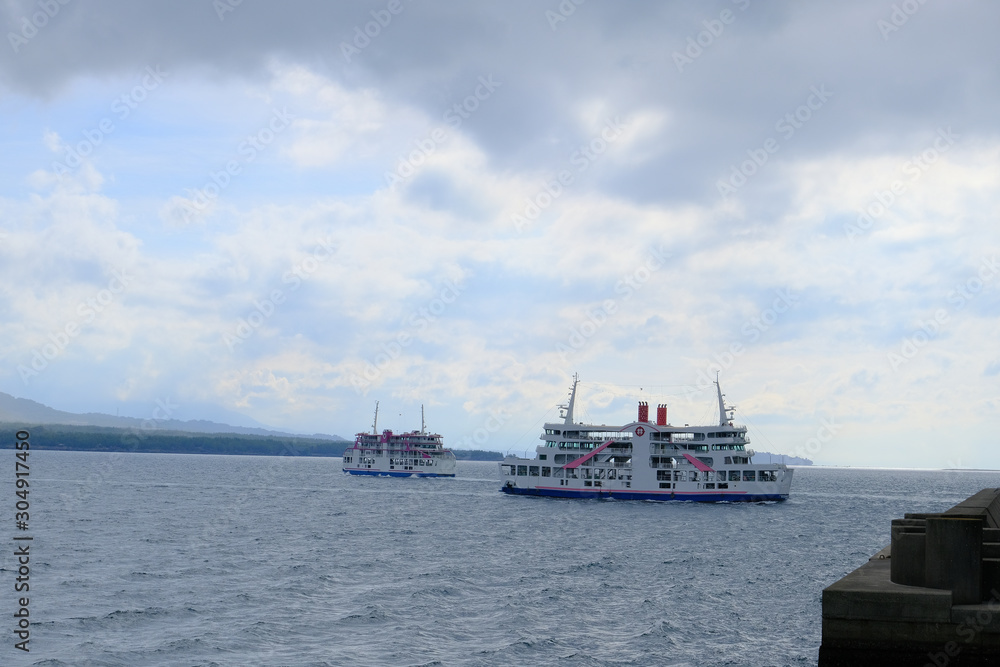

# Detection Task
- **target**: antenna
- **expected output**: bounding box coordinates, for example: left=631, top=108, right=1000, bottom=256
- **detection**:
left=714, top=373, right=735, bottom=426
left=421, top=404, right=426, bottom=435
left=563, top=372, right=580, bottom=425
left=715, top=372, right=726, bottom=427
left=372, top=401, right=379, bottom=435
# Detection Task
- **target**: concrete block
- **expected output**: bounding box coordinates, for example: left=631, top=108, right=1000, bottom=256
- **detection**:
left=983, top=560, right=1000, bottom=605
left=890, top=529, right=925, bottom=587
left=824, top=559, right=952, bottom=622
left=950, top=600, right=1000, bottom=642
left=822, top=616, right=958, bottom=644
left=926, top=517, right=983, bottom=604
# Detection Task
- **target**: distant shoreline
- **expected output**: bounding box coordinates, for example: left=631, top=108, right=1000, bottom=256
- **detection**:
left=796, top=464, right=1000, bottom=473
left=0, top=424, right=504, bottom=461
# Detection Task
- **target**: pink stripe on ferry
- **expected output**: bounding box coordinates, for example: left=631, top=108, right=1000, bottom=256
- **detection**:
left=563, top=440, right=614, bottom=469
left=683, top=452, right=714, bottom=472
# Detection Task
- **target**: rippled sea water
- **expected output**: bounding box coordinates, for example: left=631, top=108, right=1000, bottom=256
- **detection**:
left=5, top=451, right=1000, bottom=666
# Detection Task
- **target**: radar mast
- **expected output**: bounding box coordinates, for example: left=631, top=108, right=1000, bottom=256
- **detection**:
left=559, top=373, right=580, bottom=425
left=714, top=373, right=735, bottom=426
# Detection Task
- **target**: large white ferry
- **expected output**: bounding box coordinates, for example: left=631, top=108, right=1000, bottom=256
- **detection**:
left=500, top=375, right=792, bottom=501
left=342, top=403, right=457, bottom=477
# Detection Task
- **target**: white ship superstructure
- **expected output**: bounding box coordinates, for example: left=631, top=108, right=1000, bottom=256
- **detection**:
left=343, top=403, right=457, bottom=478
left=500, top=376, right=792, bottom=501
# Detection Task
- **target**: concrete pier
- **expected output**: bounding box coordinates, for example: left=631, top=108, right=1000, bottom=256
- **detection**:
left=820, top=489, right=1000, bottom=666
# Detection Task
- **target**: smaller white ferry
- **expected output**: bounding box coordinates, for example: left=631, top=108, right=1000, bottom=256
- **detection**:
left=500, top=375, right=792, bottom=502
left=342, top=403, right=457, bottom=478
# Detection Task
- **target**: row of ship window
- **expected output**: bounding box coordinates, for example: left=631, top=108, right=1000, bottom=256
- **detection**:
left=344, top=455, right=435, bottom=466
left=649, top=432, right=745, bottom=442
left=544, top=441, right=747, bottom=454
left=655, top=443, right=747, bottom=453
left=542, top=453, right=630, bottom=464
left=501, top=465, right=777, bottom=483
left=650, top=456, right=750, bottom=468
left=344, top=456, right=374, bottom=464
left=545, top=441, right=619, bottom=449
left=502, top=465, right=630, bottom=480
left=388, top=458, right=435, bottom=469
left=656, top=469, right=777, bottom=482
left=352, top=450, right=442, bottom=457
left=545, top=429, right=746, bottom=440
left=650, top=442, right=747, bottom=453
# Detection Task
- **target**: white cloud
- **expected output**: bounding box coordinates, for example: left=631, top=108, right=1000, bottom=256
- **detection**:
left=272, top=64, right=402, bottom=168
left=2, top=3, right=1000, bottom=467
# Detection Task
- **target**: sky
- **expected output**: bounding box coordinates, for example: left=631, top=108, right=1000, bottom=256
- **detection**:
left=1, top=0, right=998, bottom=468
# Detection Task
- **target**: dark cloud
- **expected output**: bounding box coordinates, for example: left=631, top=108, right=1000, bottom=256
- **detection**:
left=5, top=1, right=999, bottom=186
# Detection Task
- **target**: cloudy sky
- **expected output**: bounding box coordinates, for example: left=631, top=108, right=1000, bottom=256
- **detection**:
left=1, top=0, right=998, bottom=467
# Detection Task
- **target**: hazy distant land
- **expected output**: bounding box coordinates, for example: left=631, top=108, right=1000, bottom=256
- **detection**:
left=0, top=392, right=504, bottom=460
left=0, top=423, right=505, bottom=460
left=752, top=452, right=814, bottom=466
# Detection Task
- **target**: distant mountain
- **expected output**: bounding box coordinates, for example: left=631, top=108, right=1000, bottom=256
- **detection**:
left=753, top=451, right=813, bottom=465
left=0, top=392, right=346, bottom=441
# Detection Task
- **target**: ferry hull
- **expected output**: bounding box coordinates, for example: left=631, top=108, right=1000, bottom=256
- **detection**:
left=343, top=468, right=455, bottom=478
left=500, top=484, right=788, bottom=502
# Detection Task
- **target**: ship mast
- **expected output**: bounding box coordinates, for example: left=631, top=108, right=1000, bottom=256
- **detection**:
left=421, top=404, right=426, bottom=435
left=372, top=401, right=379, bottom=434
left=561, top=373, right=580, bottom=425
left=714, top=373, right=733, bottom=426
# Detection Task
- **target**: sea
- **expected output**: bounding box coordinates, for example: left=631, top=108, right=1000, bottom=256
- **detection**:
left=4, top=450, right=1000, bottom=666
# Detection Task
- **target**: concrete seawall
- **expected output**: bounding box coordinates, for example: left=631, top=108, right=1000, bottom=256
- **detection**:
left=820, top=489, right=1000, bottom=666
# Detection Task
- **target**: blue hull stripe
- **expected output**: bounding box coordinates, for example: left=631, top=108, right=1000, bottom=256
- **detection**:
left=500, top=486, right=787, bottom=502
left=344, top=469, right=455, bottom=478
